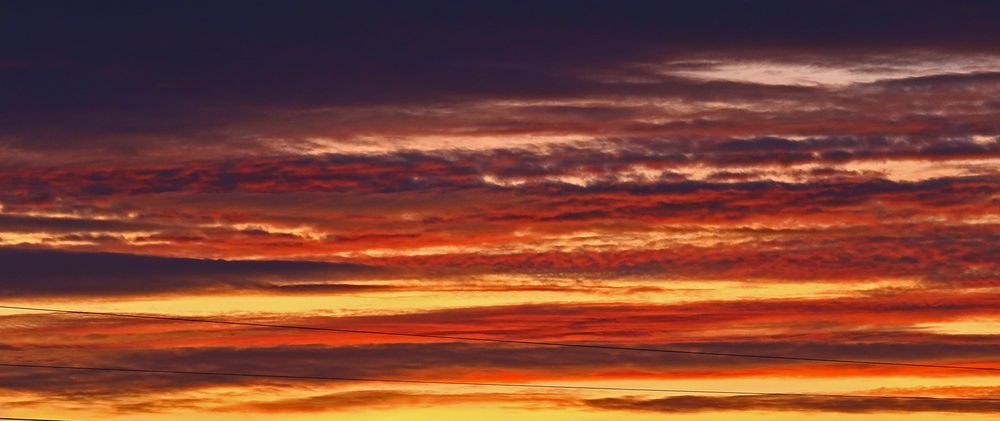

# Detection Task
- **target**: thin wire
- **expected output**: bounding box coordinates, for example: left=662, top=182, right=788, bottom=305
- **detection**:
left=1, top=305, right=996, bottom=372
left=0, top=418, right=78, bottom=421
left=1, top=362, right=998, bottom=402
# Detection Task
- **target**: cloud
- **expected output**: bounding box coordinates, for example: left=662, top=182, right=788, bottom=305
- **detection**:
left=3, top=3, right=1000, bottom=419
left=220, top=390, right=569, bottom=413
left=585, top=394, right=1000, bottom=413
left=0, top=247, right=382, bottom=297
left=4, top=141, right=998, bottom=203
left=380, top=225, right=1000, bottom=283
left=0, top=214, right=164, bottom=232
left=3, top=3, right=1000, bottom=162
left=1, top=337, right=996, bottom=403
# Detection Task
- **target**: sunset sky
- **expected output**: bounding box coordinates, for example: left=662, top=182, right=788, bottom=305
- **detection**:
left=1, top=1, right=999, bottom=420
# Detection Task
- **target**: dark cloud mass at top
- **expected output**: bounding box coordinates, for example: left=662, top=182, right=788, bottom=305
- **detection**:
left=3, top=1, right=1000, bottom=160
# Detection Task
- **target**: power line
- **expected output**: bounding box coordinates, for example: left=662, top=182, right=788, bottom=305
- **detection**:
left=1, top=362, right=998, bottom=402
left=0, top=418, right=78, bottom=421
left=1, top=305, right=996, bottom=372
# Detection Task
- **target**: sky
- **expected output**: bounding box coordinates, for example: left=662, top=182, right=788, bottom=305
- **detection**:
left=0, top=1, right=999, bottom=420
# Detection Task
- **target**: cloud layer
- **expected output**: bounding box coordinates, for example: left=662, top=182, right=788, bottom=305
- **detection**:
left=2, top=2, right=999, bottom=420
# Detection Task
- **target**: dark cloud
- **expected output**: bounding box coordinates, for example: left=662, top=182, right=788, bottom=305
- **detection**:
left=0, top=247, right=381, bottom=296
left=585, top=394, right=1000, bottom=414
left=8, top=1, right=1000, bottom=108
left=0, top=213, right=164, bottom=232
left=4, top=2, right=1000, bottom=160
